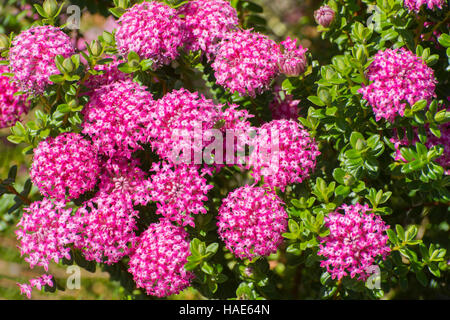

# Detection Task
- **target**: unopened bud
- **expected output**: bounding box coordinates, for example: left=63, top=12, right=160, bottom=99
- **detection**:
left=62, top=58, right=75, bottom=73
left=314, top=5, right=335, bottom=28
left=90, top=40, right=103, bottom=57
left=43, top=0, right=59, bottom=17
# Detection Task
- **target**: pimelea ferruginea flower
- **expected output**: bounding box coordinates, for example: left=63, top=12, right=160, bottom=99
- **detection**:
left=0, top=64, right=28, bottom=128
left=217, top=185, right=288, bottom=260
left=115, top=1, right=185, bottom=69
left=248, top=119, right=320, bottom=191
left=278, top=37, right=308, bottom=77
left=403, top=0, right=446, bottom=12
left=82, top=79, right=154, bottom=158
left=74, top=191, right=139, bottom=265
left=314, top=5, right=335, bottom=27
left=8, top=25, right=75, bottom=94
left=212, top=29, right=281, bottom=97
left=179, top=0, right=239, bottom=59
left=18, top=274, right=54, bottom=299
left=149, top=162, right=213, bottom=227
left=97, top=157, right=152, bottom=206
left=30, top=133, right=100, bottom=200
left=128, top=219, right=194, bottom=297
left=318, top=204, right=390, bottom=281
left=16, top=199, right=80, bottom=271
left=358, top=48, right=436, bottom=122
left=269, top=87, right=300, bottom=121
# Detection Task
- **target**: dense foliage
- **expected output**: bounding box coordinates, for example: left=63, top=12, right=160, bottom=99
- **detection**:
left=0, top=0, right=449, bottom=300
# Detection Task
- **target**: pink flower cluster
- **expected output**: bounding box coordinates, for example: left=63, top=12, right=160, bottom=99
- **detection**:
left=128, top=219, right=194, bottom=297
left=18, top=274, right=53, bottom=299
left=318, top=204, right=390, bottom=281
left=74, top=192, right=139, bottom=264
left=314, top=5, right=335, bottom=27
left=248, top=119, right=320, bottom=190
left=278, top=37, right=308, bottom=77
left=9, top=25, right=75, bottom=94
left=30, top=133, right=100, bottom=200
left=403, top=0, right=446, bottom=12
left=149, top=162, right=213, bottom=227
left=180, top=0, right=239, bottom=59
left=116, top=1, right=185, bottom=69
left=217, top=185, right=287, bottom=259
left=16, top=199, right=79, bottom=271
left=359, top=48, right=436, bottom=122
left=82, top=79, right=154, bottom=158
left=269, top=87, right=300, bottom=121
left=212, top=30, right=281, bottom=97
left=0, top=64, right=28, bottom=128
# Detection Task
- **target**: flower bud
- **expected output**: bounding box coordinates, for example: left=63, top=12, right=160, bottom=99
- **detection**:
left=43, top=0, right=59, bottom=18
left=278, top=37, right=308, bottom=77
left=90, top=40, right=103, bottom=57
left=0, top=34, right=9, bottom=51
left=62, top=58, right=75, bottom=73
left=314, top=5, right=335, bottom=28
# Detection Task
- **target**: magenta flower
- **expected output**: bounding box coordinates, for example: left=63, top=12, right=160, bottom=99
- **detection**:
left=30, top=133, right=100, bottom=200
left=8, top=25, right=75, bottom=94
left=0, top=64, right=28, bottom=128
left=179, top=0, right=239, bottom=59
left=403, top=0, right=446, bottom=12
left=82, top=79, right=154, bottom=158
left=128, top=219, right=194, bottom=297
left=149, top=162, right=213, bottom=227
left=318, top=204, right=391, bottom=281
left=359, top=48, right=436, bottom=122
left=116, top=1, right=185, bottom=69
left=217, top=185, right=288, bottom=260
left=269, top=87, right=300, bottom=121
left=212, top=30, right=281, bottom=97
left=16, top=199, right=80, bottom=271
left=248, top=119, right=320, bottom=190
left=278, top=37, right=308, bottom=77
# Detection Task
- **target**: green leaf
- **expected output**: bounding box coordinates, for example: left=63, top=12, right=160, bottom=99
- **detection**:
left=205, top=243, right=219, bottom=256
left=437, top=33, right=450, bottom=48
left=415, top=270, right=428, bottom=287
left=396, top=224, right=405, bottom=241
left=33, top=4, right=48, bottom=17
left=307, top=96, right=325, bottom=106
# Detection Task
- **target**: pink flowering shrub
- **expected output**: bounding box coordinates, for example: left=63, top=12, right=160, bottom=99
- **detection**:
left=0, top=64, right=28, bottom=128
left=116, top=1, right=185, bottom=69
left=217, top=185, right=288, bottom=259
left=179, top=0, right=239, bottom=59
left=318, top=204, right=391, bottom=280
left=8, top=25, right=75, bottom=94
left=30, top=133, right=100, bottom=200
left=1, top=0, right=448, bottom=302
left=212, top=30, right=281, bottom=97
left=358, top=48, right=436, bottom=122
left=128, top=219, right=194, bottom=297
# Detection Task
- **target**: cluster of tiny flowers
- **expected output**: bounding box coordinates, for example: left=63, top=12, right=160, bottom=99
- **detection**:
left=128, top=219, right=194, bottom=297
left=403, top=0, right=446, bottom=12
left=248, top=120, right=320, bottom=190
left=84, top=57, right=130, bottom=91
left=179, top=0, right=239, bottom=59
left=426, top=122, right=450, bottom=172
left=149, top=162, right=213, bottom=227
left=147, top=88, right=223, bottom=161
left=359, top=48, right=436, bottom=122
left=16, top=199, right=80, bottom=271
left=30, top=133, right=100, bottom=200
left=8, top=25, right=74, bottom=94
left=18, top=274, right=53, bottom=299
left=82, top=79, right=154, bottom=158
left=314, top=5, right=335, bottom=27
left=98, top=157, right=152, bottom=206
left=116, top=1, right=185, bottom=69
left=278, top=37, right=308, bottom=77
left=269, top=87, right=300, bottom=121
left=212, top=30, right=281, bottom=97
left=217, top=185, right=288, bottom=259
left=74, top=192, right=139, bottom=265
left=0, top=64, right=28, bottom=128
left=318, top=204, right=391, bottom=281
